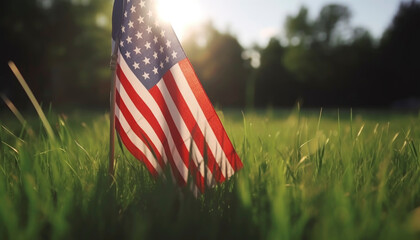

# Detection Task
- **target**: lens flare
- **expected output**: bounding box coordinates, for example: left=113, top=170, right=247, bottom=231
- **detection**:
left=157, top=0, right=203, bottom=41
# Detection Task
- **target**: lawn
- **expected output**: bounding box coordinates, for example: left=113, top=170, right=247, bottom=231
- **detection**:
left=0, top=108, right=419, bottom=239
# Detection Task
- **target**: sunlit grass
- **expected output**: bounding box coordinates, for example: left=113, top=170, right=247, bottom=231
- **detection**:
left=0, top=108, right=419, bottom=239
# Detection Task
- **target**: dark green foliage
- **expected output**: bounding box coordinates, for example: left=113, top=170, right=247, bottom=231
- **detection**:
left=1, top=1, right=419, bottom=108
left=255, top=2, right=420, bottom=108
left=0, top=0, right=112, bottom=108
left=379, top=1, right=420, bottom=104
left=254, top=38, right=296, bottom=107
left=183, top=23, right=251, bottom=107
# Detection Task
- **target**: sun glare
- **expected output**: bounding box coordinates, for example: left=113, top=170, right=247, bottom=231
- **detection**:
left=157, top=0, right=203, bottom=41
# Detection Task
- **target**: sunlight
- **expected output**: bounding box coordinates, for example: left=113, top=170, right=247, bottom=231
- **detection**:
left=157, top=0, right=203, bottom=41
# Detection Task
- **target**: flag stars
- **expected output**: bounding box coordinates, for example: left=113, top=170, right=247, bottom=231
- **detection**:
left=139, top=0, right=145, bottom=8
left=142, top=72, right=150, bottom=80
left=128, top=21, right=134, bottom=28
left=134, top=47, right=141, bottom=54
left=171, top=50, right=178, bottom=59
left=135, top=31, right=143, bottom=39
left=145, top=41, right=151, bottom=49
left=118, top=2, right=187, bottom=83
left=166, top=40, right=172, bottom=48
left=130, top=5, right=136, bottom=13
left=143, top=57, right=150, bottom=65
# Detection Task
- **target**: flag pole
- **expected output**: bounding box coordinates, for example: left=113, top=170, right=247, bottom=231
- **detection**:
left=109, top=45, right=118, bottom=179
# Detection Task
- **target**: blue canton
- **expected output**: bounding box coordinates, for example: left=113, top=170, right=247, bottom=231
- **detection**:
left=118, top=0, right=186, bottom=90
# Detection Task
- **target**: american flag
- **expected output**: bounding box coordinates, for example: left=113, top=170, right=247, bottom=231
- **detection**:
left=112, top=0, right=243, bottom=193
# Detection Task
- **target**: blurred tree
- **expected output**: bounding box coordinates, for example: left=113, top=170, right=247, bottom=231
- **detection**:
left=254, top=38, right=296, bottom=107
left=262, top=4, right=378, bottom=107
left=46, top=0, right=112, bottom=106
left=315, top=4, right=351, bottom=46
left=1, top=1, right=416, bottom=109
left=0, top=0, right=50, bottom=107
left=285, top=6, right=313, bottom=46
left=183, top=23, right=250, bottom=107
left=0, top=0, right=112, bottom=108
left=329, top=28, right=376, bottom=106
left=283, top=4, right=352, bottom=83
left=379, top=0, right=420, bottom=104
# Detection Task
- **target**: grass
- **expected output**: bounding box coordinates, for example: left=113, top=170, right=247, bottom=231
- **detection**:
left=0, top=108, right=419, bottom=240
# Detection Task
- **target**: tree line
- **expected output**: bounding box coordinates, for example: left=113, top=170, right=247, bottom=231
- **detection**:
left=184, top=2, right=420, bottom=108
left=0, top=1, right=419, bottom=109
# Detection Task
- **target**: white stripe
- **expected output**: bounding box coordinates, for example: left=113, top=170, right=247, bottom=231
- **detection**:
left=117, top=53, right=189, bottom=182
left=170, top=64, right=235, bottom=178
left=115, top=104, right=162, bottom=173
left=116, top=77, right=166, bottom=162
left=156, top=80, right=211, bottom=185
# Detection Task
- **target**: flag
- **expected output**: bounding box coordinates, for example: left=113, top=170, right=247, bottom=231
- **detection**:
left=111, top=0, right=243, bottom=193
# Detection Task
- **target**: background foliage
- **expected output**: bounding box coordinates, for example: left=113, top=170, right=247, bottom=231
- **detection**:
left=0, top=1, right=419, bottom=109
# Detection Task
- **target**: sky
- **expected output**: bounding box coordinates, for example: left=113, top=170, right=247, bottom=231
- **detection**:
left=163, top=0, right=411, bottom=47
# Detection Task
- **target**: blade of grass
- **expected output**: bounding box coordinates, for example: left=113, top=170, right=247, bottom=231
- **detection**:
left=8, top=61, right=56, bottom=141
left=317, top=107, right=323, bottom=133
left=1, top=94, right=26, bottom=126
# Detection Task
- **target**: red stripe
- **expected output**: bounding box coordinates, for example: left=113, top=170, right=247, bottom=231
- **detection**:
left=163, top=70, right=226, bottom=183
left=115, top=118, right=159, bottom=177
left=178, top=59, right=243, bottom=171
left=116, top=64, right=187, bottom=186
left=116, top=91, right=165, bottom=169
left=149, top=85, right=206, bottom=193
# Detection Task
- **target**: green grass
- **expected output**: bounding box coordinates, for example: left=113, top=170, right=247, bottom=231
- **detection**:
left=0, top=108, right=419, bottom=240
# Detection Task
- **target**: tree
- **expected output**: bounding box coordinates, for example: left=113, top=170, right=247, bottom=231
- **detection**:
left=0, top=0, right=50, bottom=107
left=379, top=1, right=420, bottom=104
left=285, top=6, right=313, bottom=46
left=0, top=0, right=113, bottom=108
left=254, top=38, right=296, bottom=106
left=45, top=0, right=112, bottom=106
left=315, top=4, right=351, bottom=46
left=277, top=4, right=377, bottom=107
left=183, top=23, right=250, bottom=107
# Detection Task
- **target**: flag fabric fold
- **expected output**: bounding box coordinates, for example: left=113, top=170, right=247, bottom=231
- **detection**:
left=112, top=0, right=243, bottom=193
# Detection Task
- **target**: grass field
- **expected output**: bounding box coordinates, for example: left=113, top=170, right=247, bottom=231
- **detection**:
left=0, top=108, right=419, bottom=240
